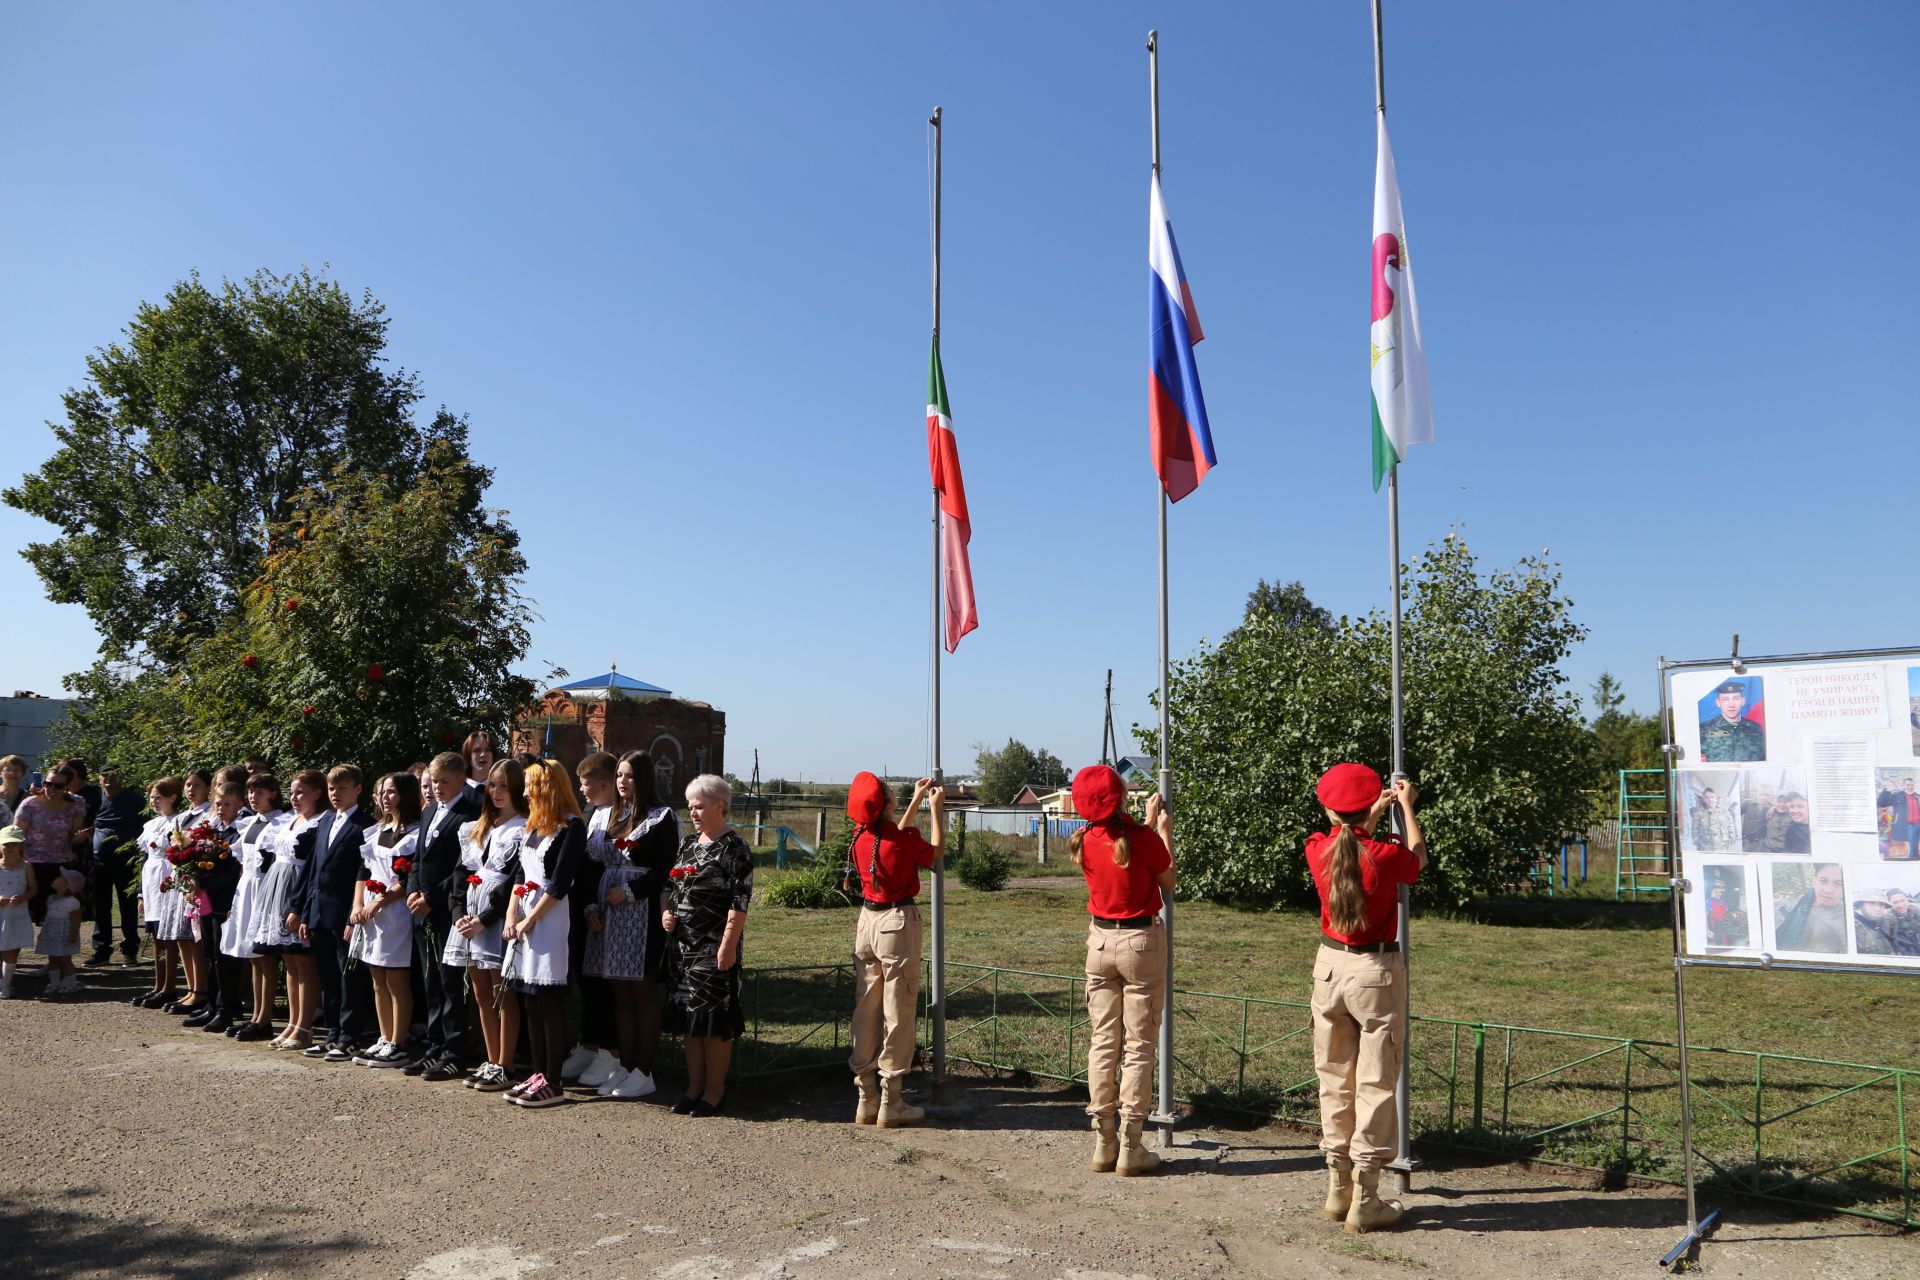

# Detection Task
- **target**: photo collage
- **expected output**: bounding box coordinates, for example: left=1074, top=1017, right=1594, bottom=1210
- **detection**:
left=1672, top=657, right=1920, bottom=967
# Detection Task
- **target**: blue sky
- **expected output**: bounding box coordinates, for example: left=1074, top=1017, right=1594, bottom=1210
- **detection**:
left=3, top=3, right=1916, bottom=782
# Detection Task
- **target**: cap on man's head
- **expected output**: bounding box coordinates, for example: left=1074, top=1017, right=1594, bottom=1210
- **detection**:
left=1714, top=680, right=1746, bottom=696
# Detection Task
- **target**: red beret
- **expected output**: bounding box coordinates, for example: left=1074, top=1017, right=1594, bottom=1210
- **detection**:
left=1071, top=765, right=1127, bottom=823
left=846, top=771, right=888, bottom=825
left=1316, top=762, right=1384, bottom=815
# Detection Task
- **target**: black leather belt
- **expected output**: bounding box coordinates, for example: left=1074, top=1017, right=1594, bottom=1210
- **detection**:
left=1093, top=914, right=1156, bottom=929
left=1322, top=935, right=1400, bottom=954
left=863, top=897, right=917, bottom=911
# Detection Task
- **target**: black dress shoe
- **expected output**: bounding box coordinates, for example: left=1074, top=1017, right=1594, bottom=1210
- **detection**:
left=234, top=1023, right=275, bottom=1042
left=88, top=950, right=115, bottom=966
left=225, top=1020, right=252, bottom=1038
left=202, top=1014, right=233, bottom=1034
left=182, top=1007, right=215, bottom=1028
left=139, top=991, right=178, bottom=1008
left=128, top=992, right=152, bottom=1007
left=164, top=998, right=195, bottom=1015
left=689, top=1095, right=725, bottom=1117
left=670, top=1096, right=697, bottom=1115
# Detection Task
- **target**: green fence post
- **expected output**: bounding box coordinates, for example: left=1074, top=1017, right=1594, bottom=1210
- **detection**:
left=1898, top=1070, right=1911, bottom=1227
left=1446, top=1023, right=1460, bottom=1134
left=1620, top=1039, right=1633, bottom=1164
left=1472, top=1024, right=1486, bottom=1137
left=1753, top=1054, right=1765, bottom=1193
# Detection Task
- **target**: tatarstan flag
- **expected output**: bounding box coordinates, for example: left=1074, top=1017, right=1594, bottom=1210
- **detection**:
left=928, top=337, right=978, bottom=652
left=1370, top=115, right=1433, bottom=490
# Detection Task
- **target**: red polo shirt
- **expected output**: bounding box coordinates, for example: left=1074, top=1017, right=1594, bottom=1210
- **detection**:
left=1305, top=827, right=1420, bottom=946
left=852, top=821, right=938, bottom=903
left=1079, top=821, right=1172, bottom=919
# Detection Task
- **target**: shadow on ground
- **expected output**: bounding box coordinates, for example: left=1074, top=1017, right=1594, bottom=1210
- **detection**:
left=4, top=1186, right=359, bottom=1279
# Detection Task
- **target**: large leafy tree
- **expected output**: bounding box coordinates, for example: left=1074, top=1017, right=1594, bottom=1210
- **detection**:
left=6, top=267, right=461, bottom=666
left=1144, top=537, right=1594, bottom=907
left=974, top=738, right=1070, bottom=805
left=18, top=268, right=534, bottom=780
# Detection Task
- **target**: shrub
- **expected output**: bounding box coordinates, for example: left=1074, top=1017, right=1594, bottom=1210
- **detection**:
left=953, top=843, right=1013, bottom=892
left=762, top=860, right=857, bottom=910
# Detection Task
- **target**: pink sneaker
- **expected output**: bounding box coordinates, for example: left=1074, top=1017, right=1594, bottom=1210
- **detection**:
left=504, top=1072, right=544, bottom=1101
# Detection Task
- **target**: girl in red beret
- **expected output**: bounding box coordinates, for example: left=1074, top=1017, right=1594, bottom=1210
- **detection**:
left=1305, top=762, right=1426, bottom=1233
left=841, top=771, right=944, bottom=1127
left=1068, top=764, right=1174, bottom=1175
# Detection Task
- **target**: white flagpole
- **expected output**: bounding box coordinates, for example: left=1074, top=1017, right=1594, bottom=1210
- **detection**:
left=1148, top=27, right=1177, bottom=1151
left=1374, top=0, right=1418, bottom=1194
left=928, top=105, right=948, bottom=1087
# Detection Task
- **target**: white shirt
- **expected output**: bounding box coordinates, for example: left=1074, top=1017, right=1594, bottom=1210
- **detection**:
left=328, top=804, right=360, bottom=851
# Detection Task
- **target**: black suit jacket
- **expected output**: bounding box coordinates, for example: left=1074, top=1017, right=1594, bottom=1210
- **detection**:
left=303, top=806, right=376, bottom=934
left=407, top=788, right=483, bottom=917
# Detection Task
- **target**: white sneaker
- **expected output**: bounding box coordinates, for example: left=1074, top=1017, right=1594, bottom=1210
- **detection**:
left=596, top=1067, right=629, bottom=1097
left=559, top=1043, right=597, bottom=1079
left=576, top=1048, right=621, bottom=1088
left=0, top=986, right=12, bottom=999
left=368, top=1042, right=409, bottom=1068
left=353, top=1039, right=392, bottom=1066
left=608, top=1068, right=657, bottom=1100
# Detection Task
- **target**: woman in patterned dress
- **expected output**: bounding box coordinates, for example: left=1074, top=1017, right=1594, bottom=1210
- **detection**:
left=662, top=773, right=753, bottom=1116
left=582, top=750, right=678, bottom=1099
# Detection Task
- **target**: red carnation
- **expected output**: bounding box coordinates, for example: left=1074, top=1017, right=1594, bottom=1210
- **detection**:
left=302, top=705, right=315, bottom=716
left=614, top=837, right=634, bottom=852
left=365, top=878, right=388, bottom=894
left=285, top=598, right=300, bottom=611
left=466, top=874, right=482, bottom=886
left=668, top=865, right=692, bottom=880
left=392, top=856, right=413, bottom=878
left=241, top=654, right=258, bottom=669
left=367, top=663, right=384, bottom=681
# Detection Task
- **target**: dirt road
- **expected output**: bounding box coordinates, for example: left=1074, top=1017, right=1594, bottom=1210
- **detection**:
left=4, top=962, right=1911, bottom=1279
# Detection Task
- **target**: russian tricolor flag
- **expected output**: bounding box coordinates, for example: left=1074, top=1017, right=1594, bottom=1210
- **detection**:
left=1148, top=172, right=1216, bottom=502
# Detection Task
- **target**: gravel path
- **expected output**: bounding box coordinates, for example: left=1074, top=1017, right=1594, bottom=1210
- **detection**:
left=4, top=959, right=1912, bottom=1279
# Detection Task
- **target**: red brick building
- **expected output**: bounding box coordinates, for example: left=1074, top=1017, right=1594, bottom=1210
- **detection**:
left=511, top=672, right=725, bottom=806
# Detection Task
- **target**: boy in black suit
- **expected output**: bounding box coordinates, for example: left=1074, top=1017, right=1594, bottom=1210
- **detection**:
left=300, top=764, right=375, bottom=1061
left=406, top=751, right=484, bottom=1078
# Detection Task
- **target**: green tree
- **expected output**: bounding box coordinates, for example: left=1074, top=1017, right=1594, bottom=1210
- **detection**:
left=974, top=738, right=1070, bottom=805
left=6, top=268, right=471, bottom=667
left=1240, top=578, right=1335, bottom=633
left=1143, top=537, right=1594, bottom=907
left=1588, top=670, right=1663, bottom=798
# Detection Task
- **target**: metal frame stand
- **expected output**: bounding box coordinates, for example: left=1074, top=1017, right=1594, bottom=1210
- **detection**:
left=1654, top=639, right=1920, bottom=1265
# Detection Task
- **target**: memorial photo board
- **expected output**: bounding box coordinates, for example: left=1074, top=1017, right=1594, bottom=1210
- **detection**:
left=1669, top=652, right=1920, bottom=968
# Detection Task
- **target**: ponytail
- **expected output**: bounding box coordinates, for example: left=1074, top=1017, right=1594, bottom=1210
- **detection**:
left=1070, top=817, right=1134, bottom=869
left=1323, top=813, right=1372, bottom=937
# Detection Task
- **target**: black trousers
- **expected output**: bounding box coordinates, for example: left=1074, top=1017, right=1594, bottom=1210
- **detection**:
left=90, top=847, right=142, bottom=957
left=414, top=909, right=470, bottom=1063
left=206, top=920, right=246, bottom=1017
left=568, top=896, right=615, bottom=1049
left=312, top=925, right=373, bottom=1045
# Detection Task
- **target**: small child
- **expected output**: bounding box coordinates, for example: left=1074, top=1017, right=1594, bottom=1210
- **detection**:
left=39, top=867, right=85, bottom=996
left=0, top=825, right=37, bottom=998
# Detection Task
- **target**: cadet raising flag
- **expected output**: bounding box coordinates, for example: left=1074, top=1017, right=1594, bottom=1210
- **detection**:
left=1369, top=114, right=1433, bottom=491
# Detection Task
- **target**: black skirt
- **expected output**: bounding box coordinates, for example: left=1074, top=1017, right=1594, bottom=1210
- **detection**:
left=663, top=944, right=744, bottom=1040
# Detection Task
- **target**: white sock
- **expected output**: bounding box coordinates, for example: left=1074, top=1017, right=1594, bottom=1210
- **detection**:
left=1, top=959, right=12, bottom=989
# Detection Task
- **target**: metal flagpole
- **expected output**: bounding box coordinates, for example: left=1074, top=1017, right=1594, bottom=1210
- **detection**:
left=1148, top=28, right=1177, bottom=1151
left=1374, top=0, right=1419, bottom=1194
left=928, top=105, right=948, bottom=1086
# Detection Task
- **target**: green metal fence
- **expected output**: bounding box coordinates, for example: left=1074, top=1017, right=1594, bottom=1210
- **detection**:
left=724, top=961, right=1915, bottom=1226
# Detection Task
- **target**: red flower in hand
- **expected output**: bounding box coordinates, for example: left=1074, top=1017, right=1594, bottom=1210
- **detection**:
left=466, top=874, right=482, bottom=886
left=241, top=654, right=258, bottom=669
left=392, top=856, right=413, bottom=878
left=366, top=663, right=384, bottom=681
left=614, top=837, right=634, bottom=852
left=668, top=865, right=692, bottom=880
left=365, top=878, right=388, bottom=894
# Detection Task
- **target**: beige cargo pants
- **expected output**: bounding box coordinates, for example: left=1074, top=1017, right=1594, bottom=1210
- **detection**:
left=1084, top=920, right=1167, bottom=1121
left=849, top=903, right=922, bottom=1079
left=1310, top=943, right=1406, bottom=1171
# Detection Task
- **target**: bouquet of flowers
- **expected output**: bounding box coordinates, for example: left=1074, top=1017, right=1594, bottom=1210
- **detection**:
left=166, top=823, right=232, bottom=923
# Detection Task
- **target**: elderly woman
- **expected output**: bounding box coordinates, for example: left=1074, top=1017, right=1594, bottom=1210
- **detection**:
left=662, top=773, right=753, bottom=1117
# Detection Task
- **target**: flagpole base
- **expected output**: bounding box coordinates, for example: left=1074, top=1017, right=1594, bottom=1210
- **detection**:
left=1148, top=1110, right=1178, bottom=1149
